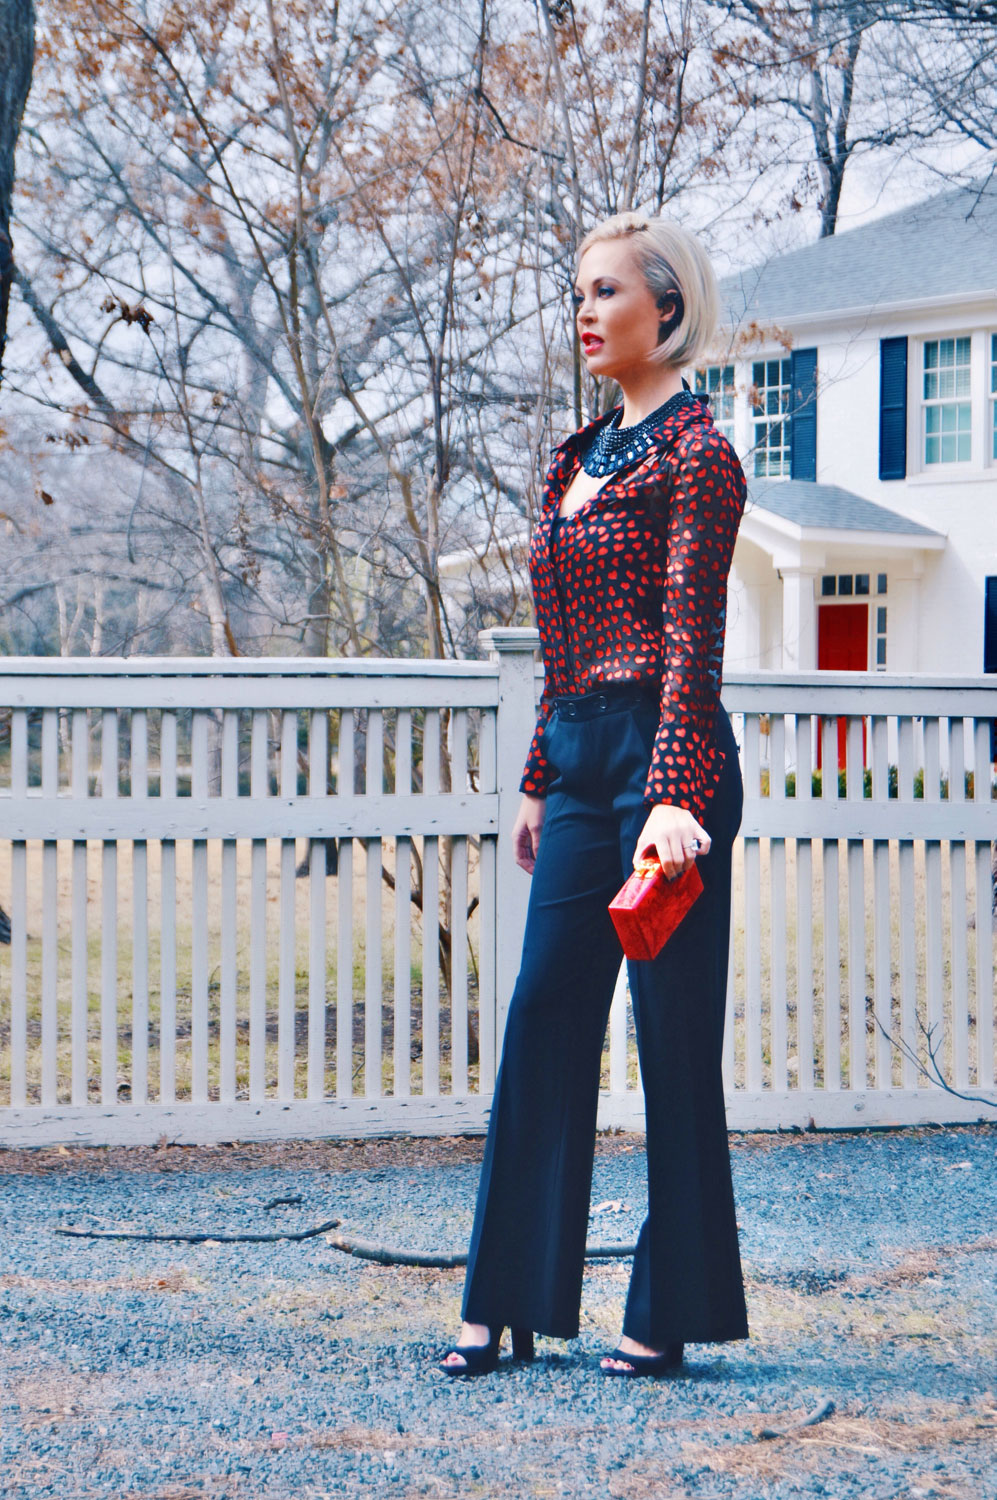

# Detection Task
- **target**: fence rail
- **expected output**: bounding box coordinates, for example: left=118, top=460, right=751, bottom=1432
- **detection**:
left=0, top=636, right=994, bottom=1146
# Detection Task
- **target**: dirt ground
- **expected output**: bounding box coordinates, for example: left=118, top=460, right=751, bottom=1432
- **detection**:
left=2, top=1126, right=996, bottom=1499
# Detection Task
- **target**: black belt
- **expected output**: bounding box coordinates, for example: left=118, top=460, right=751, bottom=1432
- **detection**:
left=553, top=684, right=659, bottom=721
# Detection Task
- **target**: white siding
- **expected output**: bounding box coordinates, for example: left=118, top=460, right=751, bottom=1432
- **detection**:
left=723, top=293, right=997, bottom=679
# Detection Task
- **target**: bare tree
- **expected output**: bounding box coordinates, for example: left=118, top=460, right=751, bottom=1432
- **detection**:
left=530, top=0, right=768, bottom=426
left=0, top=0, right=34, bottom=383
left=3, top=0, right=802, bottom=661
left=881, top=2, right=997, bottom=169
left=710, top=0, right=932, bottom=237
left=6, top=0, right=556, bottom=660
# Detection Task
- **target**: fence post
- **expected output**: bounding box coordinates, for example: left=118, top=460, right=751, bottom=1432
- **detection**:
left=478, top=627, right=540, bottom=1043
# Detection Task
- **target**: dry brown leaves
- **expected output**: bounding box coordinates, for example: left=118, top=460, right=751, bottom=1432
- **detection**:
left=678, top=1399, right=997, bottom=1488
left=0, top=1135, right=487, bottom=1176
left=307, top=1423, right=407, bottom=1452
left=0, top=1267, right=202, bottom=1294
left=0, top=1128, right=663, bottom=1177
left=847, top=1238, right=997, bottom=1293
left=121, top=1486, right=232, bottom=1500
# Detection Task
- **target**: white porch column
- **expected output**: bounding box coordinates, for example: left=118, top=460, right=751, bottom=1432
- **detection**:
left=780, top=567, right=819, bottom=672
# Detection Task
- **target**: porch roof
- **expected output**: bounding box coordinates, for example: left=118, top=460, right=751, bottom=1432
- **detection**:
left=747, top=479, right=944, bottom=540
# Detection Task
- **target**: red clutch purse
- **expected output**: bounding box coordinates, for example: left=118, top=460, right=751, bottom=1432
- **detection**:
left=608, top=856, right=703, bottom=961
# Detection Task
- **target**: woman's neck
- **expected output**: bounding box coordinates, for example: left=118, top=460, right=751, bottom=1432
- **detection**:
left=618, top=365, right=684, bottom=428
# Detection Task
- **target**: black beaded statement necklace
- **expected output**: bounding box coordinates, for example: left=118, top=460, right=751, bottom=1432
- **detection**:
left=581, top=389, right=694, bottom=478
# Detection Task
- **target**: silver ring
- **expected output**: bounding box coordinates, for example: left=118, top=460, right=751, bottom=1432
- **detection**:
left=684, top=839, right=702, bottom=854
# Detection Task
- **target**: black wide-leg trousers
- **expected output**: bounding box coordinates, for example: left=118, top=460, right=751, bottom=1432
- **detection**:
left=461, top=692, right=748, bottom=1347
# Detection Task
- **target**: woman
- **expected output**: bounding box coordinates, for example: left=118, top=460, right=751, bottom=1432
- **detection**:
left=439, top=212, right=748, bottom=1377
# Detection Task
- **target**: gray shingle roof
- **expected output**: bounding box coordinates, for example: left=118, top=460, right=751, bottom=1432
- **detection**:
left=747, top=479, right=943, bottom=536
left=721, top=181, right=997, bottom=324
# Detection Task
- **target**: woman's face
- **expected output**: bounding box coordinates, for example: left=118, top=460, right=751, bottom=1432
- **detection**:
left=573, top=239, right=671, bottom=380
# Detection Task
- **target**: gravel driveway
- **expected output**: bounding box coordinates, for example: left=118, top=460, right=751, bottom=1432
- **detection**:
left=2, top=1125, right=996, bottom=1499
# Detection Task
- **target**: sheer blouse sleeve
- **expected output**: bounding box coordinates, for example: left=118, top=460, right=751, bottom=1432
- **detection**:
left=519, top=678, right=556, bottom=797
left=643, top=427, right=746, bottom=820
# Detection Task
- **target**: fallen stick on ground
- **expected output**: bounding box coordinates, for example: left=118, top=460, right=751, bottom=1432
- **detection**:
left=323, top=1232, right=466, bottom=1268
left=53, top=1221, right=637, bottom=1264
left=322, top=1233, right=638, bottom=1268
left=757, top=1397, right=835, bottom=1441
left=55, top=1218, right=341, bottom=1244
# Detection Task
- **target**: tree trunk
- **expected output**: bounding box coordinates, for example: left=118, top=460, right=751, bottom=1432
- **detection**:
left=0, top=0, right=35, bottom=384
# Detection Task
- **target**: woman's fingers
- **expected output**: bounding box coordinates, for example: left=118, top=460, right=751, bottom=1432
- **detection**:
left=689, top=819, right=711, bottom=858
left=514, top=820, right=541, bottom=874
left=512, top=794, right=546, bottom=875
left=656, top=834, right=686, bottom=881
left=645, top=826, right=710, bottom=879
left=634, top=804, right=710, bottom=878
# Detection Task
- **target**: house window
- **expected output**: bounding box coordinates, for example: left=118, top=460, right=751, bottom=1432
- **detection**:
left=991, top=334, right=997, bottom=460
left=923, top=337, right=972, bottom=465
left=695, top=364, right=735, bottom=444
left=751, top=358, right=792, bottom=477
left=822, top=573, right=870, bottom=597
left=875, top=606, right=887, bottom=669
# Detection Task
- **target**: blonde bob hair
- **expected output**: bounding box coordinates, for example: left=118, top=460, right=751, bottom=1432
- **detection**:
left=577, top=212, right=718, bottom=368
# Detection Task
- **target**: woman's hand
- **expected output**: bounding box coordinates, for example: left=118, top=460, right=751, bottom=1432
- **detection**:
left=512, top=794, right=547, bottom=875
left=634, top=802, right=710, bottom=881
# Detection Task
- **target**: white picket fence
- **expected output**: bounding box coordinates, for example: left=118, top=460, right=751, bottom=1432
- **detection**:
left=0, top=630, right=994, bottom=1146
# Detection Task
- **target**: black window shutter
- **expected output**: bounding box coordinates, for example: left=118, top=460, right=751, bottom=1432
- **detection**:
left=790, top=347, right=818, bottom=481
left=879, top=336, right=908, bottom=480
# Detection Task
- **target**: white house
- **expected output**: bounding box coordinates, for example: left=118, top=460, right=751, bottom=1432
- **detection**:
left=441, top=181, right=997, bottom=708
left=714, top=179, right=997, bottom=688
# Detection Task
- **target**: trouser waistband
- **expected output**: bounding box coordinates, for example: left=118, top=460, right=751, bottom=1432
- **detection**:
left=553, top=684, right=659, bottom=721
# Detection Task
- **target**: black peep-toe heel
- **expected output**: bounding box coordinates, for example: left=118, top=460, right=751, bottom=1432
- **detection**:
left=510, top=1327, right=534, bottom=1363
left=599, top=1341, right=684, bottom=1378
left=437, top=1326, right=535, bottom=1376
left=438, top=1328, right=502, bottom=1376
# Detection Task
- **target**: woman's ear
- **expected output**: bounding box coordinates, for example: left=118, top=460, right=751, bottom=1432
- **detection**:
left=656, top=290, right=684, bottom=341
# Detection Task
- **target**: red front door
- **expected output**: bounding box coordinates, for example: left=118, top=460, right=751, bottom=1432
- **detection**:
left=817, top=603, right=868, bottom=770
